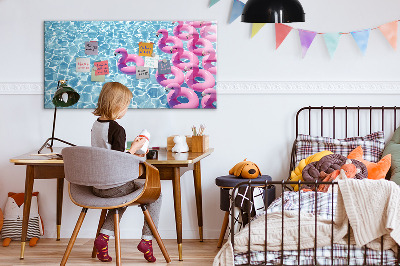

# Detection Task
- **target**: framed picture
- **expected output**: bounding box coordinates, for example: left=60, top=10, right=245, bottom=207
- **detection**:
left=44, top=21, right=217, bottom=109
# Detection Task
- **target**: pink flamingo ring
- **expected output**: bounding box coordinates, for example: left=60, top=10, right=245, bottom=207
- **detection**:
left=186, top=32, right=214, bottom=56
left=171, top=47, right=199, bottom=71
left=200, top=24, right=217, bottom=42
left=201, top=49, right=217, bottom=75
left=172, top=21, right=197, bottom=41
left=201, top=88, right=216, bottom=109
left=114, top=48, right=144, bottom=75
left=156, top=66, right=185, bottom=87
left=186, top=21, right=212, bottom=28
left=166, top=83, right=199, bottom=109
left=156, top=29, right=183, bottom=54
left=184, top=66, right=215, bottom=92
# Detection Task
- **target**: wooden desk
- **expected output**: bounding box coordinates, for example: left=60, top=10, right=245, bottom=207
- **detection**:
left=10, top=147, right=213, bottom=261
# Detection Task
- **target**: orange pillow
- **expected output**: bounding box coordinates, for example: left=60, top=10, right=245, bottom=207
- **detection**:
left=347, top=146, right=391, bottom=180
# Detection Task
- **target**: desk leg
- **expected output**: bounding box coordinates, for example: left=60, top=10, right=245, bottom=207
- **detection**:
left=193, top=161, right=203, bottom=242
left=172, top=167, right=183, bottom=261
left=20, top=165, right=35, bottom=259
left=56, top=178, right=64, bottom=241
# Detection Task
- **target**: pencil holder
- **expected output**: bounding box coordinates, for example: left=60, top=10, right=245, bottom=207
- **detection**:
left=191, top=135, right=209, bottom=153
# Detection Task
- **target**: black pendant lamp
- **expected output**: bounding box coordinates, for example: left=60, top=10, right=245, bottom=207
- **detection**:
left=241, top=0, right=305, bottom=23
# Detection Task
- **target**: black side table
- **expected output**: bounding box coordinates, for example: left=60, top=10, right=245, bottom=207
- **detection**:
left=215, top=175, right=275, bottom=248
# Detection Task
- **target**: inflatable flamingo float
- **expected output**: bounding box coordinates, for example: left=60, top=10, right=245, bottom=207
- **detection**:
left=156, top=29, right=183, bottom=54
left=187, top=21, right=212, bottom=28
left=184, top=66, right=215, bottom=92
left=201, top=88, right=216, bottom=109
left=171, top=47, right=199, bottom=71
left=172, top=21, right=197, bottom=40
left=186, top=32, right=214, bottom=56
left=156, top=66, right=185, bottom=87
left=200, top=24, right=217, bottom=42
left=166, top=83, right=199, bottom=109
left=114, top=48, right=144, bottom=75
left=202, top=49, right=216, bottom=75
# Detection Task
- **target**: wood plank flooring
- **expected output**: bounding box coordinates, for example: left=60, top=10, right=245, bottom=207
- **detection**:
left=0, top=239, right=222, bottom=265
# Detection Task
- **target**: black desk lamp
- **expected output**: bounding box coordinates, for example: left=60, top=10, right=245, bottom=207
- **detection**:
left=38, top=80, right=80, bottom=154
left=241, top=0, right=305, bottom=23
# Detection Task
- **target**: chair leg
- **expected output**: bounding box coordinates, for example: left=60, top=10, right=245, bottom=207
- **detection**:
left=60, top=208, right=88, bottom=266
left=217, top=211, right=230, bottom=248
left=114, top=209, right=121, bottom=266
left=92, top=209, right=108, bottom=258
left=141, top=205, right=171, bottom=263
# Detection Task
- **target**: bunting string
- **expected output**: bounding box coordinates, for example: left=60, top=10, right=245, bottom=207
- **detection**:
left=209, top=0, right=400, bottom=58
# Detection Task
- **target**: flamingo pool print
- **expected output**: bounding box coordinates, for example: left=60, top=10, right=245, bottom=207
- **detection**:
left=44, top=21, right=217, bottom=109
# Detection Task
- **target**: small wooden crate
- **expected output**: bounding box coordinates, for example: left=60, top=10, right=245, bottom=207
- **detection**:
left=191, top=135, right=209, bottom=153
left=167, top=135, right=192, bottom=151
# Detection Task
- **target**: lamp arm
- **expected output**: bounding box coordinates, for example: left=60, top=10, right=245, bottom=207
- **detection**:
left=50, top=106, right=57, bottom=148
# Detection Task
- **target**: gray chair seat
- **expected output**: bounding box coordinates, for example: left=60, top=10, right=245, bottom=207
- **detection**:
left=69, top=180, right=145, bottom=208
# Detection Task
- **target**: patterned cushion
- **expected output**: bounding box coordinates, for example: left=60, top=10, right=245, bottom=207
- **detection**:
left=294, top=131, right=385, bottom=166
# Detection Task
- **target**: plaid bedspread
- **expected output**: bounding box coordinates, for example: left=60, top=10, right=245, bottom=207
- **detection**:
left=234, top=191, right=398, bottom=265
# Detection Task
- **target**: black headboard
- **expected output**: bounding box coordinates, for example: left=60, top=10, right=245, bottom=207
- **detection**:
left=289, top=106, right=400, bottom=179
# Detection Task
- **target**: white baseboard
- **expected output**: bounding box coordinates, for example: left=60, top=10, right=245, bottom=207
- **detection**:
left=1, top=81, right=400, bottom=95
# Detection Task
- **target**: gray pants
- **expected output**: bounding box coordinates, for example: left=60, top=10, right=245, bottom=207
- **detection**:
left=92, top=180, right=162, bottom=240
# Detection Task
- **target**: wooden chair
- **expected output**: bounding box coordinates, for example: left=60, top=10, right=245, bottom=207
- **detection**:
left=60, top=146, right=171, bottom=265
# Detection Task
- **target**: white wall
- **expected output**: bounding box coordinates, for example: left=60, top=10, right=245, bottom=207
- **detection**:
left=1, top=0, right=400, bottom=239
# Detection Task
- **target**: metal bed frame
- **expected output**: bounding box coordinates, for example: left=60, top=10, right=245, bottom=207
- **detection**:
left=230, top=106, right=400, bottom=266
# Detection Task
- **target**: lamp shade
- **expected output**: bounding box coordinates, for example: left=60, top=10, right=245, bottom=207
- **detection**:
left=52, top=82, right=80, bottom=108
left=241, top=0, right=305, bottom=23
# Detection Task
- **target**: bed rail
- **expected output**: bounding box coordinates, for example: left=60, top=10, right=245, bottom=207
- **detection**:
left=230, top=180, right=400, bottom=266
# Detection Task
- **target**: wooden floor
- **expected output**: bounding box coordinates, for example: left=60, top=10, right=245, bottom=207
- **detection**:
left=0, top=239, right=221, bottom=265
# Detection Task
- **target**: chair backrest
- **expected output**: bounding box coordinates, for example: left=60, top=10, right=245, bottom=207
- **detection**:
left=62, top=146, right=145, bottom=187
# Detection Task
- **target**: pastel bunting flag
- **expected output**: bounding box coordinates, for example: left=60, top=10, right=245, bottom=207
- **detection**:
left=209, top=0, right=220, bottom=7
left=275, top=23, right=293, bottom=49
left=251, top=23, right=266, bottom=38
left=378, top=21, right=398, bottom=50
left=229, top=0, right=245, bottom=24
left=298, top=29, right=317, bottom=58
left=323, top=33, right=341, bottom=58
left=351, top=29, right=370, bottom=55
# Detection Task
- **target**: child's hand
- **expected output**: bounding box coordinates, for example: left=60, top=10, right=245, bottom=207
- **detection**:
left=134, top=148, right=149, bottom=157
left=128, top=137, right=147, bottom=155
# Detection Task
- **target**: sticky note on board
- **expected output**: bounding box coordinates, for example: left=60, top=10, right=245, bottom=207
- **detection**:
left=85, top=41, right=98, bottom=55
left=76, top=58, right=90, bottom=72
left=94, top=61, right=109, bottom=75
left=136, top=66, right=150, bottom=79
left=144, top=55, right=159, bottom=68
left=91, top=67, right=105, bottom=82
left=158, top=60, right=171, bottom=74
left=138, top=42, right=154, bottom=57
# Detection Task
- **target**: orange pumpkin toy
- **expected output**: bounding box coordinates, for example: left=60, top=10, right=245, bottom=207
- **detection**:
left=229, top=159, right=261, bottom=179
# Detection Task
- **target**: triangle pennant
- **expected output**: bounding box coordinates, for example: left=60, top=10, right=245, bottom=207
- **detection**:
left=209, top=0, right=220, bottom=8
left=323, top=33, right=341, bottom=58
left=378, top=21, right=398, bottom=50
left=298, top=29, right=317, bottom=58
left=229, top=0, right=245, bottom=24
left=251, top=23, right=266, bottom=38
left=351, top=29, right=370, bottom=55
left=275, top=23, right=293, bottom=49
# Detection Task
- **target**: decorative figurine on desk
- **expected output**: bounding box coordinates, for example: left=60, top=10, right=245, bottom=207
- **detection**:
left=229, top=159, right=261, bottom=179
left=172, top=135, right=189, bottom=153
left=1, top=192, right=44, bottom=247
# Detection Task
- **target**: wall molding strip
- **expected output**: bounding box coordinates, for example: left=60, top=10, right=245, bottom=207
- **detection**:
left=1, top=81, right=400, bottom=95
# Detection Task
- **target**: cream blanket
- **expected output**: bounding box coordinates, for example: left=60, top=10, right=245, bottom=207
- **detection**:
left=213, top=179, right=400, bottom=266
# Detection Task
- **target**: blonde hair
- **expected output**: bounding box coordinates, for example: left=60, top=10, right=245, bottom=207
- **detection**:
left=93, top=82, right=133, bottom=120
